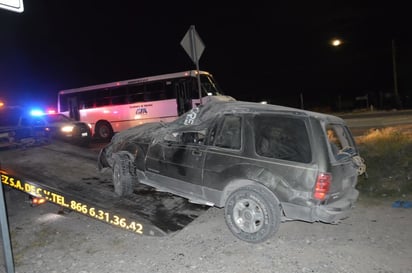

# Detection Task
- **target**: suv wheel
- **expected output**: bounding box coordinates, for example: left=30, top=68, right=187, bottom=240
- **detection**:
left=112, top=153, right=134, bottom=196
left=224, top=184, right=281, bottom=243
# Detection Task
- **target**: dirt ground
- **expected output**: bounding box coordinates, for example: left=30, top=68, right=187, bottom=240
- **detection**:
left=1, top=188, right=411, bottom=273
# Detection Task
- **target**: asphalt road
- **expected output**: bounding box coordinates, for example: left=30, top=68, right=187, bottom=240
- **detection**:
left=339, top=109, right=412, bottom=136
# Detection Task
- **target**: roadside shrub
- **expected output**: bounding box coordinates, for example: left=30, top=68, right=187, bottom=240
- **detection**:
left=356, top=127, right=412, bottom=197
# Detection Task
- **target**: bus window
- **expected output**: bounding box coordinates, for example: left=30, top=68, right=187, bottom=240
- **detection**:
left=188, top=78, right=200, bottom=99
left=200, top=74, right=223, bottom=96
left=59, top=94, right=69, bottom=112
left=144, top=82, right=165, bottom=101
left=95, top=89, right=111, bottom=107
left=165, top=80, right=175, bottom=99
left=129, top=84, right=145, bottom=103
left=111, top=86, right=128, bottom=105
left=82, top=90, right=96, bottom=109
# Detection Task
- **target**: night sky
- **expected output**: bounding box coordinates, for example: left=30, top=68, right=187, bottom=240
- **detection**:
left=1, top=2, right=411, bottom=110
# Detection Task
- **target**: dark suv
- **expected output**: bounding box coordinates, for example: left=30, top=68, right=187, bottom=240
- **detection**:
left=98, top=97, right=366, bottom=243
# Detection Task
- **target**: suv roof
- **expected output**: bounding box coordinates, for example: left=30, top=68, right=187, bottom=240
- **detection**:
left=172, top=97, right=345, bottom=127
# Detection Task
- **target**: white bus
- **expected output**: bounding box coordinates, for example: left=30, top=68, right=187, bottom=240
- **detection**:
left=57, top=70, right=226, bottom=141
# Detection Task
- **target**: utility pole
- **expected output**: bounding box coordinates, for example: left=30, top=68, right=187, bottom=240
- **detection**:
left=300, top=92, right=304, bottom=109
left=392, top=39, right=401, bottom=108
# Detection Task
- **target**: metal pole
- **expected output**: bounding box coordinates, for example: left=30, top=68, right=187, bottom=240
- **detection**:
left=189, top=25, right=203, bottom=105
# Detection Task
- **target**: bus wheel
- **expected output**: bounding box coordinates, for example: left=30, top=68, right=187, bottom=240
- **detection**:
left=95, top=121, right=113, bottom=141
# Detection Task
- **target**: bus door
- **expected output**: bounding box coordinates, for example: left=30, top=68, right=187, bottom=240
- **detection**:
left=68, top=96, right=80, bottom=121
left=175, top=80, right=193, bottom=116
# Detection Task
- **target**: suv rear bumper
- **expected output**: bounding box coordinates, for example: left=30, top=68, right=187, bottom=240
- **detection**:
left=282, top=188, right=359, bottom=223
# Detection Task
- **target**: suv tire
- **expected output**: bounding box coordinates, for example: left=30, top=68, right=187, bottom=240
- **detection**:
left=224, top=184, right=281, bottom=243
left=112, top=153, right=134, bottom=196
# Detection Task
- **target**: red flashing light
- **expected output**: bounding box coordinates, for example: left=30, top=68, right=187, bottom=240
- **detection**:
left=314, top=172, right=331, bottom=201
left=47, top=109, right=56, bottom=114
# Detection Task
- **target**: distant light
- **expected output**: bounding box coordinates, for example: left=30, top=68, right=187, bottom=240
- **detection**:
left=331, top=39, right=342, bottom=47
left=31, top=196, right=46, bottom=206
left=0, top=101, right=4, bottom=107
left=260, top=101, right=268, bottom=104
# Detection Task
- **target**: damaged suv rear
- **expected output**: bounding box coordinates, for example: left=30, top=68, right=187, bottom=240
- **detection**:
left=98, top=97, right=366, bottom=243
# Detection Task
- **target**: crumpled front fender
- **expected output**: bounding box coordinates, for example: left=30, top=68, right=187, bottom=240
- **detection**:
left=97, top=147, right=109, bottom=170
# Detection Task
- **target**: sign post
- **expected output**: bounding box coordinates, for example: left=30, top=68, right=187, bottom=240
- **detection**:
left=180, top=25, right=205, bottom=105
left=0, top=2, right=24, bottom=270
left=0, top=169, right=15, bottom=273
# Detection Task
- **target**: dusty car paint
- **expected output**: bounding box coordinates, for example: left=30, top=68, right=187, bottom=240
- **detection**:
left=98, top=97, right=365, bottom=243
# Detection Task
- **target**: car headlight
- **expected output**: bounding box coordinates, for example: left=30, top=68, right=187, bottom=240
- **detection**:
left=61, top=125, right=74, bottom=133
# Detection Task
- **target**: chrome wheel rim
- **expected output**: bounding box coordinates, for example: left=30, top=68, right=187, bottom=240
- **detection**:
left=232, top=198, right=264, bottom=233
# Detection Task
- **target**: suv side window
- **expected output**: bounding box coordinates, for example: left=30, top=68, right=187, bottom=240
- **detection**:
left=214, top=115, right=241, bottom=150
left=180, top=130, right=206, bottom=145
left=255, top=115, right=311, bottom=163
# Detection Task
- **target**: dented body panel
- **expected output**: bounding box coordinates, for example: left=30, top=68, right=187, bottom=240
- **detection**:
left=98, top=97, right=365, bottom=241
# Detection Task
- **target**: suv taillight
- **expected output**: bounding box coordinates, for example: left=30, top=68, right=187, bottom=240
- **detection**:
left=313, top=172, right=331, bottom=201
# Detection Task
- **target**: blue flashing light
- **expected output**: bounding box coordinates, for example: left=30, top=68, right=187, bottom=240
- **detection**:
left=30, top=109, right=44, bottom=116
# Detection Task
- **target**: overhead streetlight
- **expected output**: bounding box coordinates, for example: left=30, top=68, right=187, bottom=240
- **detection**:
left=331, top=39, right=342, bottom=47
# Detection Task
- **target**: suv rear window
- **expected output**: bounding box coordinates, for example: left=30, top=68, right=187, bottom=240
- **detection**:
left=254, top=115, right=311, bottom=163
left=326, top=124, right=356, bottom=160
